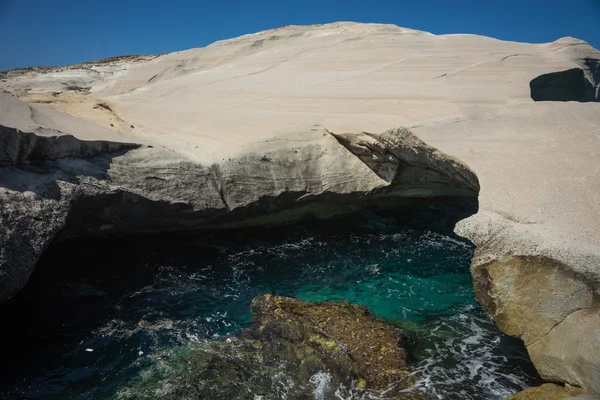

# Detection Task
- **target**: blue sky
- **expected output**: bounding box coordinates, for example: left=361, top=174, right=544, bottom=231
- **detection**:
left=1, top=0, right=599, bottom=70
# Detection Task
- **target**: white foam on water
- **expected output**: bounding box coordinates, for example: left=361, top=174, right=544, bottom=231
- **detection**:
left=270, top=363, right=297, bottom=399
left=411, top=307, right=533, bottom=399
left=310, top=371, right=333, bottom=400
left=13, top=218, right=539, bottom=400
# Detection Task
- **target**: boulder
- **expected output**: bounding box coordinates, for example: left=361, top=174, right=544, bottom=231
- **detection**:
left=457, top=212, right=600, bottom=394
left=528, top=309, right=600, bottom=394
left=471, top=255, right=594, bottom=346
left=249, top=294, right=415, bottom=393
left=472, top=254, right=600, bottom=393
left=117, top=294, right=424, bottom=399
left=507, top=383, right=589, bottom=400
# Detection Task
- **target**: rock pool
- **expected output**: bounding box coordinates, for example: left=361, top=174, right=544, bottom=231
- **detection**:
left=0, top=212, right=540, bottom=399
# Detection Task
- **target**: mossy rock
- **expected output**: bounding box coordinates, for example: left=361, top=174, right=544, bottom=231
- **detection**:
left=250, top=294, right=416, bottom=392
left=117, top=294, right=424, bottom=399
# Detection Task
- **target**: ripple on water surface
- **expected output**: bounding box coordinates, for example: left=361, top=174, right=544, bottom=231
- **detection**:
left=0, top=215, right=540, bottom=399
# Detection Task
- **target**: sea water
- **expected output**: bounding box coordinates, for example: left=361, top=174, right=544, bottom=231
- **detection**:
left=0, top=213, right=540, bottom=399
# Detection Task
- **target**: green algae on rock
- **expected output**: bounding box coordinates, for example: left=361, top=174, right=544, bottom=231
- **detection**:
left=250, top=294, right=418, bottom=393
left=117, top=294, right=423, bottom=399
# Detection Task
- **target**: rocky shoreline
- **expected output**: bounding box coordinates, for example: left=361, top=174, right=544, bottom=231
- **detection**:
left=456, top=213, right=600, bottom=395
left=1, top=22, right=599, bottom=399
left=0, top=92, right=479, bottom=302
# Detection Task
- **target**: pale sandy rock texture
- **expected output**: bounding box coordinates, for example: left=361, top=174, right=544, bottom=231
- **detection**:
left=0, top=91, right=478, bottom=302
left=1, top=22, right=600, bottom=394
left=507, top=383, right=593, bottom=400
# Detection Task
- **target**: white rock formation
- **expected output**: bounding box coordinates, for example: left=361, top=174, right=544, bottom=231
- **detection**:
left=1, top=22, right=599, bottom=395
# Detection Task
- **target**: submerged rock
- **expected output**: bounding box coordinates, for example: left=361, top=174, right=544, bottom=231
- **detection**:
left=249, top=294, right=416, bottom=393
left=118, top=294, right=423, bottom=399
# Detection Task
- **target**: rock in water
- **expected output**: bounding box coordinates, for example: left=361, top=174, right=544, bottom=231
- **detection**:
left=507, top=383, right=591, bottom=400
left=249, top=294, right=416, bottom=393
left=118, top=294, right=424, bottom=400
left=459, top=215, right=600, bottom=394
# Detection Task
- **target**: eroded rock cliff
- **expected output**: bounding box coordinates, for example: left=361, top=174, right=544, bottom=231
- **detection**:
left=456, top=212, right=600, bottom=395
left=2, top=22, right=600, bottom=397
left=0, top=96, right=479, bottom=302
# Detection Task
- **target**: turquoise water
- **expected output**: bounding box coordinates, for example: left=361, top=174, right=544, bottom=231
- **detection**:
left=0, top=214, right=540, bottom=399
